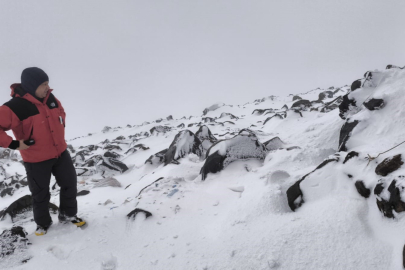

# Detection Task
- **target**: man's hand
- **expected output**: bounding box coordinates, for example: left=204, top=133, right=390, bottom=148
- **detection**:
left=17, top=140, right=30, bottom=150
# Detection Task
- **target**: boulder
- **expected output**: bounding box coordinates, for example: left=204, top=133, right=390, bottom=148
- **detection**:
left=200, top=130, right=267, bottom=180
left=338, top=120, right=359, bottom=151
left=252, top=109, right=274, bottom=115
left=363, top=98, right=384, bottom=111
left=145, top=149, right=168, bottom=165
left=103, top=151, right=122, bottom=159
left=0, top=195, right=58, bottom=222
left=318, top=91, right=334, bottom=101
left=291, top=100, right=311, bottom=110
left=75, top=167, right=96, bottom=177
left=0, top=226, right=30, bottom=259
left=166, top=115, right=173, bottom=121
left=320, top=96, right=343, bottom=113
left=338, top=94, right=357, bottom=119
left=103, top=144, right=122, bottom=151
left=263, top=113, right=285, bottom=125
left=77, top=190, right=90, bottom=196
left=374, top=179, right=405, bottom=218
left=263, top=137, right=285, bottom=151
left=195, top=126, right=218, bottom=151
left=84, top=155, right=128, bottom=174
left=351, top=79, right=362, bottom=91
left=343, top=151, right=359, bottom=164
left=355, top=181, right=370, bottom=198
left=127, top=208, right=152, bottom=220
left=150, top=125, right=172, bottom=135
left=292, top=95, right=302, bottom=101
left=177, top=123, right=185, bottom=129
left=202, top=117, right=216, bottom=123
left=203, top=103, right=224, bottom=115
left=386, top=64, right=404, bottom=70
left=114, top=135, right=126, bottom=141
left=125, top=144, right=150, bottom=155
left=219, top=112, right=238, bottom=120
left=375, top=154, right=403, bottom=177
left=286, top=156, right=339, bottom=211
left=164, top=130, right=203, bottom=165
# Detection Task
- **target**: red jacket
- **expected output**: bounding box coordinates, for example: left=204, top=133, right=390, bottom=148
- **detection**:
left=0, top=84, right=67, bottom=163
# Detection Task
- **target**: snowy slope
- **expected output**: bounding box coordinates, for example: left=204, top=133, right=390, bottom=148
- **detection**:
left=1, top=67, right=405, bottom=269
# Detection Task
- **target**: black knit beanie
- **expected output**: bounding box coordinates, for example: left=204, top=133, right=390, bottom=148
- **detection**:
left=21, top=67, right=49, bottom=95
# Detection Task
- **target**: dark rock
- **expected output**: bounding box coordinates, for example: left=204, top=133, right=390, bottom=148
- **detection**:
left=164, top=130, right=203, bottom=165
left=286, top=181, right=303, bottom=211
left=281, top=104, right=288, bottom=110
left=0, top=226, right=30, bottom=259
left=343, top=151, right=359, bottom=164
left=155, top=118, right=163, bottom=123
left=338, top=120, right=359, bottom=151
left=102, top=126, right=112, bottom=133
left=0, top=195, right=58, bottom=222
left=386, top=64, right=404, bottom=70
left=202, top=117, right=216, bottom=123
left=77, top=190, right=90, bottom=196
left=286, top=146, right=301, bottom=151
left=103, top=151, right=122, bottom=159
left=263, top=137, right=285, bottom=151
left=351, top=79, right=362, bottom=91
left=338, top=94, right=357, bottom=119
left=177, top=123, right=185, bottom=129
left=363, top=98, right=384, bottom=111
left=84, top=155, right=128, bottom=174
left=145, top=149, right=169, bottom=165
left=286, top=156, right=339, bottom=211
left=374, top=179, right=405, bottom=218
left=114, top=136, right=126, bottom=141
left=219, top=113, right=238, bottom=120
left=75, top=167, right=95, bottom=177
left=263, top=114, right=284, bottom=125
left=203, top=103, right=224, bottom=115
left=375, top=155, right=404, bottom=177
left=294, top=110, right=303, bottom=117
left=200, top=130, right=267, bottom=180
left=321, top=96, right=343, bottom=113
left=127, top=208, right=152, bottom=220
left=0, top=187, right=14, bottom=197
left=292, top=95, right=302, bottom=101
left=150, top=125, right=172, bottom=135
left=167, top=115, right=173, bottom=121
left=188, top=123, right=194, bottom=127
left=291, top=99, right=311, bottom=110
left=252, top=109, right=274, bottom=115
left=318, top=91, right=334, bottom=101
left=355, top=181, right=370, bottom=198
left=103, top=144, right=122, bottom=151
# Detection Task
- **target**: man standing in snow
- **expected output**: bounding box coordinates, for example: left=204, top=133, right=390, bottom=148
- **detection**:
left=0, top=67, right=86, bottom=235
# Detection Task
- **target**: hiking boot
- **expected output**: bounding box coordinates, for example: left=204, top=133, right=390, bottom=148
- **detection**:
left=35, top=221, right=53, bottom=236
left=59, top=214, right=86, bottom=227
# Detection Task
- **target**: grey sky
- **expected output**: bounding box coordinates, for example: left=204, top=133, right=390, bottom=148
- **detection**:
left=1, top=0, right=404, bottom=139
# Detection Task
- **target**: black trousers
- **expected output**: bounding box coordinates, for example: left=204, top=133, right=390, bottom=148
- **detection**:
left=24, top=150, right=77, bottom=226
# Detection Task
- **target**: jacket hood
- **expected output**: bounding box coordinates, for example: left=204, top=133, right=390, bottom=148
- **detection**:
left=10, top=83, right=53, bottom=104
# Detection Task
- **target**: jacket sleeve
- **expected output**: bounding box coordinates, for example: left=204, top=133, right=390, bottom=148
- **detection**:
left=0, top=105, right=20, bottom=149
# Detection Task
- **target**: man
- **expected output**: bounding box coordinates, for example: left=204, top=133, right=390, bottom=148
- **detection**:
left=0, top=67, right=85, bottom=236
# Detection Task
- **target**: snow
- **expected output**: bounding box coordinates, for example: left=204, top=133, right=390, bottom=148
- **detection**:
left=2, top=68, right=405, bottom=269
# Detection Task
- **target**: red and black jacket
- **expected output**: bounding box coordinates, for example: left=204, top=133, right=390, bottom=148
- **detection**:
left=0, top=84, right=67, bottom=163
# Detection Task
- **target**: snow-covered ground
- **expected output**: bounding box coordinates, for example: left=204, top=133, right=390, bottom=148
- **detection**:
left=1, top=67, right=405, bottom=269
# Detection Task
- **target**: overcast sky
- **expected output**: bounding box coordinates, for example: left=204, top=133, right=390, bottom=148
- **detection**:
left=1, top=0, right=404, bottom=139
